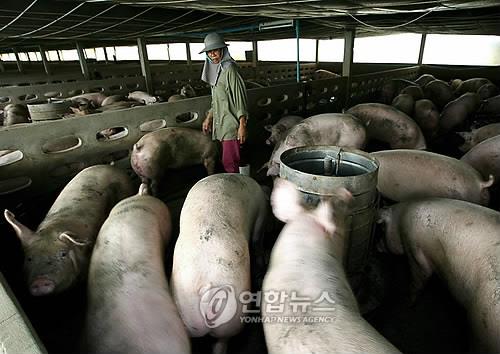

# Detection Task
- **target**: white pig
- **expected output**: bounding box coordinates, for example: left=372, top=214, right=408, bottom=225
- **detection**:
left=267, top=113, right=366, bottom=176
left=127, top=90, right=158, bottom=105
left=264, top=115, right=303, bottom=146
left=262, top=179, right=400, bottom=354
left=378, top=198, right=500, bottom=353
left=171, top=174, right=268, bottom=354
left=86, top=185, right=190, bottom=354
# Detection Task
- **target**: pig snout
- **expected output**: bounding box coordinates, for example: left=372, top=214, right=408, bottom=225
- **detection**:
left=30, top=276, right=55, bottom=296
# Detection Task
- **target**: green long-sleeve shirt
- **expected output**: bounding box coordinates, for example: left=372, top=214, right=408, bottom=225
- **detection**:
left=210, top=63, right=248, bottom=141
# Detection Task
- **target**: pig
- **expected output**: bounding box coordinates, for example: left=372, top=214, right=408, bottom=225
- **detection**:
left=69, top=97, right=93, bottom=116
left=266, top=113, right=367, bottom=177
left=380, top=79, right=415, bottom=104
left=70, top=93, right=107, bottom=107
left=449, top=79, right=463, bottom=92
left=264, top=115, right=303, bottom=146
left=457, top=123, right=500, bottom=152
left=86, top=186, right=190, bottom=354
left=423, top=79, right=454, bottom=110
left=3, top=165, right=134, bottom=296
left=377, top=198, right=500, bottom=353
left=3, top=103, right=30, bottom=126
left=312, top=69, right=341, bottom=80
left=371, top=149, right=494, bottom=205
left=415, top=74, right=435, bottom=87
left=127, top=91, right=157, bottom=105
left=101, top=95, right=127, bottom=106
left=400, top=85, right=423, bottom=101
left=391, top=93, right=414, bottom=116
left=170, top=174, right=268, bottom=354
left=413, top=99, right=440, bottom=140
left=477, top=83, right=499, bottom=100
left=167, top=94, right=186, bottom=103
left=439, top=92, right=481, bottom=132
left=477, top=94, right=500, bottom=116
left=460, top=135, right=500, bottom=184
left=131, top=127, right=217, bottom=196
left=262, top=178, right=400, bottom=354
left=180, top=84, right=196, bottom=98
left=346, top=103, right=426, bottom=150
left=454, top=78, right=492, bottom=96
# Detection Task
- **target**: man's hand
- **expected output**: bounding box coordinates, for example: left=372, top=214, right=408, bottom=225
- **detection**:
left=202, top=113, right=213, bottom=135
left=238, top=116, right=247, bottom=144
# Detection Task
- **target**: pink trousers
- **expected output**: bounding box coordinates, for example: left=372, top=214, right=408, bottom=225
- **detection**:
left=221, top=139, right=241, bottom=173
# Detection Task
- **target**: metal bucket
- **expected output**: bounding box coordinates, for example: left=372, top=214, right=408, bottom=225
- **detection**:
left=279, top=145, right=379, bottom=289
left=27, top=100, right=70, bottom=121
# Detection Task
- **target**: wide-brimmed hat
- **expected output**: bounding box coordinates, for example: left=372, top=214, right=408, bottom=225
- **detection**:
left=199, top=32, right=229, bottom=54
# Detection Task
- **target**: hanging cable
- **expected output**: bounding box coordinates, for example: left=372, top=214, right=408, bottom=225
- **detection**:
left=0, top=0, right=38, bottom=32
left=346, top=6, right=441, bottom=29
left=123, top=9, right=194, bottom=38
left=34, top=4, right=119, bottom=38
left=15, top=3, right=86, bottom=37
left=68, top=6, right=152, bottom=38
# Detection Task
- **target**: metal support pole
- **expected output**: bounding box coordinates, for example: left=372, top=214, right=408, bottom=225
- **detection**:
left=103, top=47, right=109, bottom=64
left=342, top=28, right=355, bottom=108
left=0, top=59, right=4, bottom=72
left=252, top=40, right=258, bottom=67
left=295, top=19, right=300, bottom=82
left=418, top=33, right=427, bottom=65
left=13, top=48, right=24, bottom=73
left=137, top=37, right=153, bottom=94
left=186, top=42, right=192, bottom=66
left=315, top=39, right=319, bottom=66
left=342, top=28, right=355, bottom=77
left=76, top=42, right=90, bottom=80
left=39, top=46, right=51, bottom=75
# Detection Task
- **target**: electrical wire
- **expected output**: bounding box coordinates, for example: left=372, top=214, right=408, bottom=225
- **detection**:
left=0, top=0, right=39, bottom=32
left=68, top=6, right=153, bottom=38
left=346, top=6, right=442, bottom=29
left=14, top=3, right=86, bottom=38
left=33, top=4, right=119, bottom=38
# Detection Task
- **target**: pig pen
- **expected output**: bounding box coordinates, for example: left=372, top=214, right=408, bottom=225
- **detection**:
left=1, top=65, right=489, bottom=353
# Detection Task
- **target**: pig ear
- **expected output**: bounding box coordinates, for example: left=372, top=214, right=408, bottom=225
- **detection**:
left=270, top=178, right=304, bottom=222
left=314, top=188, right=352, bottom=237
left=58, top=232, right=89, bottom=247
left=313, top=202, right=336, bottom=236
left=138, top=183, right=150, bottom=196
left=4, top=209, right=36, bottom=246
left=376, top=207, right=390, bottom=224
left=264, top=124, right=273, bottom=132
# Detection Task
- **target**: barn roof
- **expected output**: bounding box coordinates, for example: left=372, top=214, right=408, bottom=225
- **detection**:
left=0, top=0, right=499, bottom=51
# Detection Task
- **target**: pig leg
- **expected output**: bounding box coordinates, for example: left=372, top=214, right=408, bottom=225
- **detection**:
left=250, top=209, right=269, bottom=287
left=407, top=247, right=433, bottom=303
left=150, top=179, right=161, bottom=197
left=204, top=157, right=216, bottom=175
left=213, top=339, right=228, bottom=354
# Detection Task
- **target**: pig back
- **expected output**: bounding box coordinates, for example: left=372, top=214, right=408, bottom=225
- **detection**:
left=460, top=135, right=500, bottom=183
left=39, top=164, right=135, bottom=235
left=386, top=198, right=500, bottom=353
left=347, top=103, right=426, bottom=149
left=86, top=194, right=190, bottom=354
left=262, top=198, right=399, bottom=353
left=171, top=173, right=268, bottom=338
left=371, top=149, right=492, bottom=205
